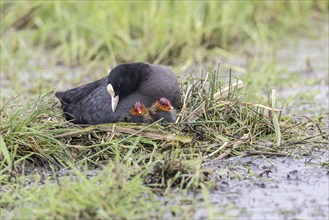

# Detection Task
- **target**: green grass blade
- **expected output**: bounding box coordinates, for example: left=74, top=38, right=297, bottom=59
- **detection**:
left=0, top=134, right=12, bottom=166
left=271, top=89, right=281, bottom=146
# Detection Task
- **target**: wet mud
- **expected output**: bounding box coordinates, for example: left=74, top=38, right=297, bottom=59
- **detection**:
left=197, top=30, right=329, bottom=218
left=206, top=150, right=329, bottom=219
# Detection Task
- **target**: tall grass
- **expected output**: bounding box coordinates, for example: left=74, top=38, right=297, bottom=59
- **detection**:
left=1, top=1, right=327, bottom=100
left=1, top=1, right=327, bottom=66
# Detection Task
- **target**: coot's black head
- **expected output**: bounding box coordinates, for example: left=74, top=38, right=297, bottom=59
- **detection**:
left=107, top=62, right=149, bottom=112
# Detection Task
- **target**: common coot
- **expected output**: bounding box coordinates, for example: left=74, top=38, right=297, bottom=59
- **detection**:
left=55, top=62, right=180, bottom=124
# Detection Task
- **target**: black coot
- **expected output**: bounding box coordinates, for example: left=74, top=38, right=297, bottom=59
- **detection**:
left=55, top=62, right=180, bottom=124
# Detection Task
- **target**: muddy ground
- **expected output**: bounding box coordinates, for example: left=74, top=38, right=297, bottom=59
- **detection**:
left=188, top=34, right=328, bottom=219
left=195, top=149, right=328, bottom=219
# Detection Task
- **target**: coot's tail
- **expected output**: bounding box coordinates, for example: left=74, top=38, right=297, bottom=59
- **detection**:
left=55, top=91, right=67, bottom=105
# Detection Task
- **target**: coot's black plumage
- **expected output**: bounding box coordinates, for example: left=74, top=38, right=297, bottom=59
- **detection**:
left=150, top=97, right=177, bottom=123
left=55, top=62, right=180, bottom=124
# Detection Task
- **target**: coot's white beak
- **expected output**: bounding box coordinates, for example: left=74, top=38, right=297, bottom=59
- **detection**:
left=107, top=84, right=119, bottom=112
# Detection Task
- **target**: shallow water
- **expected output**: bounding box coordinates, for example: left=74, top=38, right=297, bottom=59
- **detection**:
left=275, top=36, right=329, bottom=121
left=196, top=30, right=329, bottom=219
left=205, top=150, right=329, bottom=219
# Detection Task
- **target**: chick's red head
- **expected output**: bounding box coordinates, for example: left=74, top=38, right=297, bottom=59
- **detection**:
left=130, top=102, right=147, bottom=116
left=158, top=97, right=173, bottom=111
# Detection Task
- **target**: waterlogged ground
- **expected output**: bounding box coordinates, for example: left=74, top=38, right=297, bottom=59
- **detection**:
left=275, top=36, right=329, bottom=120
left=189, top=32, right=329, bottom=218
left=199, top=150, right=329, bottom=219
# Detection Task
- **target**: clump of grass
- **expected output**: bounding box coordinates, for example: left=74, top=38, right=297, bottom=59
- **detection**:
left=0, top=91, right=74, bottom=172
left=143, top=152, right=213, bottom=192
left=0, top=163, right=162, bottom=220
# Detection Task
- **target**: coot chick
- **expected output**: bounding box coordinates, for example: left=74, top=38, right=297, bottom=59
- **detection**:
left=150, top=97, right=177, bottom=123
left=126, top=102, right=152, bottom=123
left=55, top=62, right=180, bottom=124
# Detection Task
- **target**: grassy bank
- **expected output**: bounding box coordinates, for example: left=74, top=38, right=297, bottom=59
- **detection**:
left=1, top=1, right=328, bottom=219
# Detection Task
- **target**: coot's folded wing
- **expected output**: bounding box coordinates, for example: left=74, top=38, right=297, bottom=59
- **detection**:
left=55, top=76, right=108, bottom=104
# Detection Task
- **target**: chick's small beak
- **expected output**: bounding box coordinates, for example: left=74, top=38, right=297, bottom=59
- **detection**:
left=134, top=102, right=143, bottom=115
left=107, top=84, right=119, bottom=112
left=164, top=105, right=173, bottom=111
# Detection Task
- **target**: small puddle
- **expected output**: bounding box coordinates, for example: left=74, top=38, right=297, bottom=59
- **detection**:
left=275, top=36, right=329, bottom=121
left=208, top=149, right=329, bottom=219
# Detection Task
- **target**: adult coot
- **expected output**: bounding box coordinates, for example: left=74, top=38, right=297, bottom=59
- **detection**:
left=55, top=62, right=180, bottom=124
left=150, top=97, right=177, bottom=123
